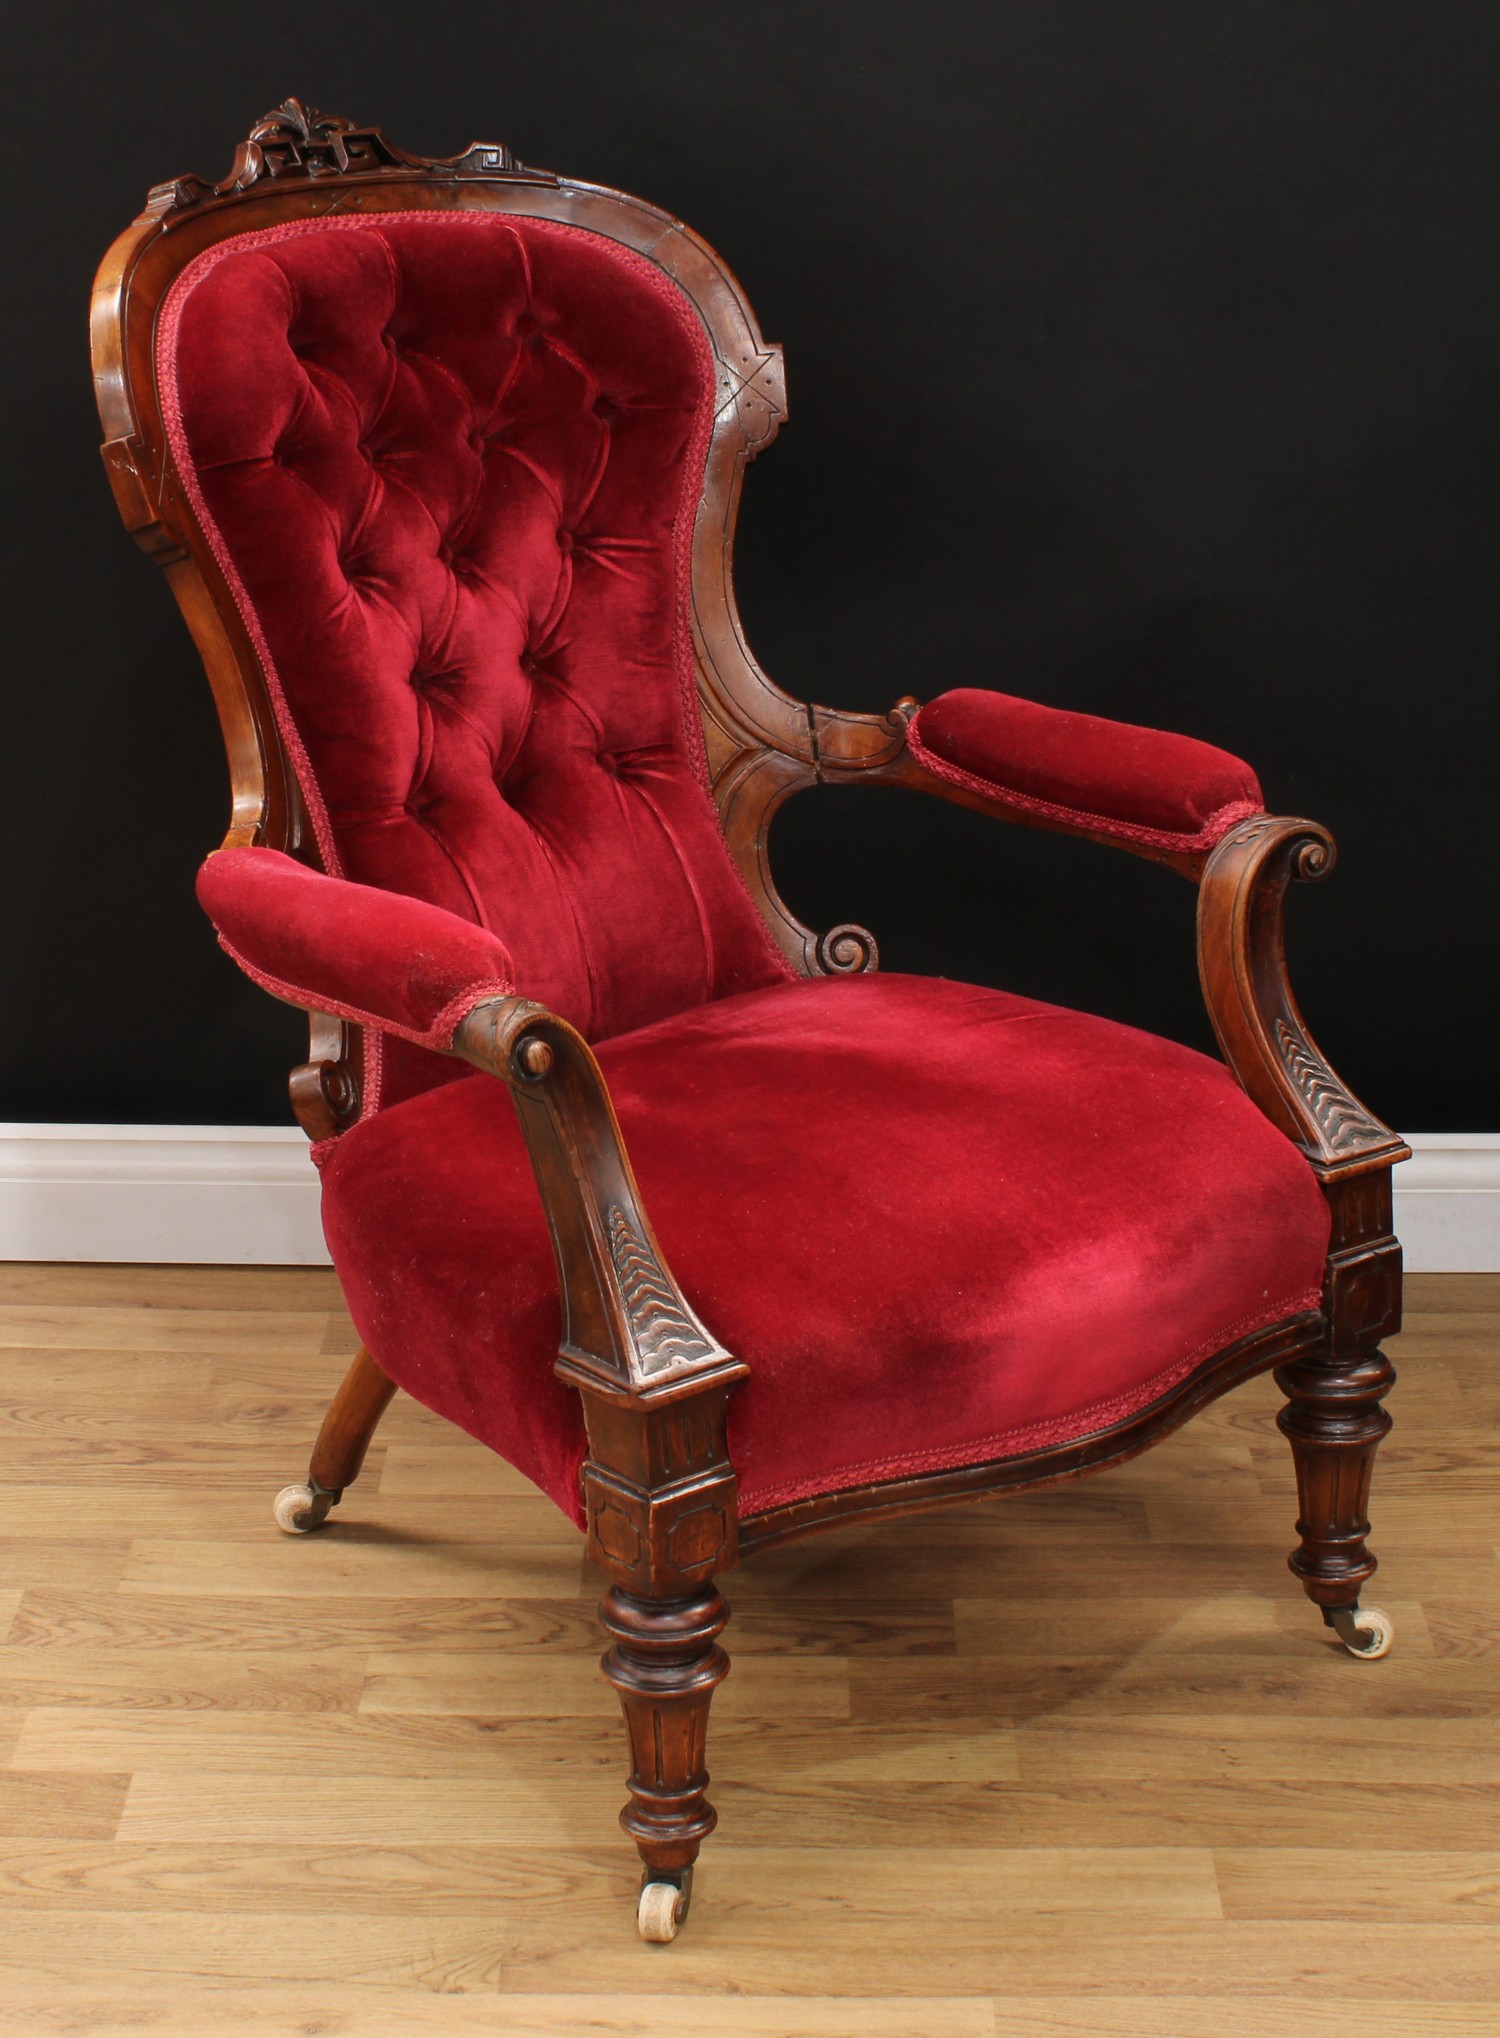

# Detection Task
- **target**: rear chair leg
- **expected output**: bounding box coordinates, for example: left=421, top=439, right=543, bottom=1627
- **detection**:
left=274, top=1343, right=397, bottom=1533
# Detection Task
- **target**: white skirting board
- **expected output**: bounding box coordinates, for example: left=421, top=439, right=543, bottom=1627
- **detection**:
left=0, top=1124, right=1496, bottom=1272
left=0, top=1124, right=331, bottom=1266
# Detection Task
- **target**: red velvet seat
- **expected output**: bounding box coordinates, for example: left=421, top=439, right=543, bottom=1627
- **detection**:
left=320, top=971, right=1330, bottom=1523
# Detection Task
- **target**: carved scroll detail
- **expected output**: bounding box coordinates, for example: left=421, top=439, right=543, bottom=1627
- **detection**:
left=814, top=924, right=880, bottom=975
left=607, top=1207, right=718, bottom=1375
left=143, top=100, right=544, bottom=218
left=1273, top=1019, right=1391, bottom=1155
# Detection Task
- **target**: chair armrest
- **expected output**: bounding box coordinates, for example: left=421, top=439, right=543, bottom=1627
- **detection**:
left=196, top=845, right=516, bottom=1048
left=904, top=688, right=1264, bottom=857
left=199, top=843, right=742, bottom=1412
left=820, top=693, right=1403, bottom=1189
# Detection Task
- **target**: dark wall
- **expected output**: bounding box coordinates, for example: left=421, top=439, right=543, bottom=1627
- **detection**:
left=4, top=2, right=1495, bottom=1126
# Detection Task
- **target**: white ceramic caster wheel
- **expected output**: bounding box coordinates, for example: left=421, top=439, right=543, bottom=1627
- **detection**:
left=273, top=1482, right=333, bottom=1535
left=637, top=1879, right=687, bottom=1943
left=1330, top=1605, right=1394, bottom=1659
left=1341, top=1605, right=1394, bottom=1659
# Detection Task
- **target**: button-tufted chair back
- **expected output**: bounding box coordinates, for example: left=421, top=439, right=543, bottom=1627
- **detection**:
left=160, top=212, right=790, bottom=1107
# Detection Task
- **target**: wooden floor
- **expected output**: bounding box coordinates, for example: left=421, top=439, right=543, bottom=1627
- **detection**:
left=0, top=1266, right=1496, bottom=2035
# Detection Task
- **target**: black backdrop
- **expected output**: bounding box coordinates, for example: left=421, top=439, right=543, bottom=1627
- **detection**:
left=4, top=1, right=1495, bottom=1127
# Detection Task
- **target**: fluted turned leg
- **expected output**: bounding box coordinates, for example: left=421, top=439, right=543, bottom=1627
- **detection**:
left=274, top=1344, right=397, bottom=1534
left=599, top=1583, right=730, bottom=1939
left=1276, top=1347, right=1396, bottom=1657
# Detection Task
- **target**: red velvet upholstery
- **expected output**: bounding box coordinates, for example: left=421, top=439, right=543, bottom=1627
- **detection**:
left=166, top=209, right=1327, bottom=1531
left=318, top=973, right=1330, bottom=1525
left=908, top=689, right=1263, bottom=850
left=160, top=212, right=790, bottom=1109
left=197, top=845, right=515, bottom=1048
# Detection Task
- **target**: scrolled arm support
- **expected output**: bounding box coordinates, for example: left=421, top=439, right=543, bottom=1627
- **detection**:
left=1196, top=815, right=1408, bottom=1177
left=453, top=995, right=748, bottom=1604
left=451, top=996, right=747, bottom=1408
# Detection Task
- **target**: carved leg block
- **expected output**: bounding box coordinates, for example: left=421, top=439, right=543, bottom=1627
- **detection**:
left=1275, top=1349, right=1395, bottom=1609
left=599, top=1583, right=730, bottom=1880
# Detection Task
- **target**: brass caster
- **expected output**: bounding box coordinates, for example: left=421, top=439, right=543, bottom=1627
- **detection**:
left=1326, top=1604, right=1394, bottom=1660
left=637, top=1867, right=692, bottom=1944
left=273, top=1481, right=337, bottom=1534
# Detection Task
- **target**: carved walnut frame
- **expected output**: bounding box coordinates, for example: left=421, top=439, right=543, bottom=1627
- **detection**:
left=93, top=105, right=1409, bottom=1913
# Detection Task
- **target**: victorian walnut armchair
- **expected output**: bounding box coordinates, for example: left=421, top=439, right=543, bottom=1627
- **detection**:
left=93, top=104, right=1408, bottom=1943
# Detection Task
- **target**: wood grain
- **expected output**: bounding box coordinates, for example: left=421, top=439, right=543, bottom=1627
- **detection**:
left=10, top=1992, right=1498, bottom=2038
left=0, top=1987, right=1000, bottom=2036
left=0, top=1264, right=1494, bottom=2031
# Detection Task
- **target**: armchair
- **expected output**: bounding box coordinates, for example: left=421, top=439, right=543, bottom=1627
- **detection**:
left=93, top=103, right=1408, bottom=1943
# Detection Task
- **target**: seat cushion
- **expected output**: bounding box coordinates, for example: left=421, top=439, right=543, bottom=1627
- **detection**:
left=317, top=974, right=1330, bottom=1524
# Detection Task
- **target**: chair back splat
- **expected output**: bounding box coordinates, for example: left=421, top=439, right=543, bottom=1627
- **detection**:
left=92, top=100, right=886, bottom=1126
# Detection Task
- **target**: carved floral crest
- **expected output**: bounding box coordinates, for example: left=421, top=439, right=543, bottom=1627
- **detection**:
left=143, top=99, right=542, bottom=219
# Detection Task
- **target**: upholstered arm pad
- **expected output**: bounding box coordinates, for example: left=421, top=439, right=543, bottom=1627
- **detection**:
left=196, top=845, right=517, bottom=1049
left=906, top=689, right=1264, bottom=852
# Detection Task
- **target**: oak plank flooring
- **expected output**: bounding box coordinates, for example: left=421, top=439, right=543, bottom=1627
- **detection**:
left=7, top=1995, right=1499, bottom=2038
left=0, top=1988, right=1000, bottom=2037
left=0, top=1263, right=1495, bottom=2031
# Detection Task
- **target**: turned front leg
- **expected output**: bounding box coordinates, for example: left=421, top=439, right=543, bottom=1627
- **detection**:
left=1276, top=1348, right=1395, bottom=1612
left=599, top=1583, right=730, bottom=1883
left=576, top=1380, right=742, bottom=1936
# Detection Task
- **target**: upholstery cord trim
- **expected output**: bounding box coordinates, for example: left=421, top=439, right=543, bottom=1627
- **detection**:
left=212, top=930, right=515, bottom=1054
